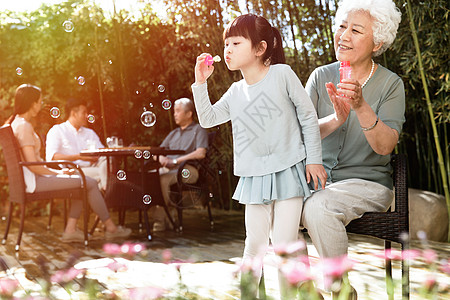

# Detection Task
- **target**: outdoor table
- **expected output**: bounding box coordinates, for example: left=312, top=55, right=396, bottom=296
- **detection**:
left=80, top=146, right=185, bottom=240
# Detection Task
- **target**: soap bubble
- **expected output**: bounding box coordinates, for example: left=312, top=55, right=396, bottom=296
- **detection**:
left=162, top=99, right=172, bottom=110
left=157, top=85, right=165, bottom=93
left=77, top=76, right=85, bottom=85
left=140, top=111, right=156, bottom=127
left=87, top=114, right=95, bottom=123
left=50, top=107, right=61, bottom=119
left=181, top=168, right=191, bottom=179
left=117, top=170, right=127, bottom=181
left=134, top=150, right=143, bottom=159
left=142, top=150, right=151, bottom=159
left=62, top=20, right=74, bottom=32
left=143, top=195, right=152, bottom=205
left=16, top=67, right=23, bottom=76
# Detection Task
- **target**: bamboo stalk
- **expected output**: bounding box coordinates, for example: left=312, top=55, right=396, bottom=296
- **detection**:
left=112, top=0, right=131, bottom=139
left=93, top=6, right=108, bottom=141
left=406, top=0, right=450, bottom=241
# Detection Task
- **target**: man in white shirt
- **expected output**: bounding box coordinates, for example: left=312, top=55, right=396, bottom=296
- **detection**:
left=46, top=98, right=107, bottom=190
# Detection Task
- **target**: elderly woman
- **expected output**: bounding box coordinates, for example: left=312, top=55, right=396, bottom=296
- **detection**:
left=6, top=84, right=131, bottom=242
left=301, top=0, right=404, bottom=296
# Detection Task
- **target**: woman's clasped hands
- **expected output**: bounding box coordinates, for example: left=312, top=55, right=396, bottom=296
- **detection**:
left=326, top=78, right=366, bottom=124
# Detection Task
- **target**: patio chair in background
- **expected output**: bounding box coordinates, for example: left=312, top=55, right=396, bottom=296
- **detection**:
left=0, top=124, right=89, bottom=251
left=171, top=130, right=219, bottom=232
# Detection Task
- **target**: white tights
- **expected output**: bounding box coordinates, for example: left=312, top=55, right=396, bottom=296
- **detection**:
left=243, top=197, right=303, bottom=271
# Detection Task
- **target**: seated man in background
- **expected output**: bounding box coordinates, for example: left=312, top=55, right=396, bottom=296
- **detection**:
left=152, top=97, right=208, bottom=232
left=46, top=98, right=107, bottom=191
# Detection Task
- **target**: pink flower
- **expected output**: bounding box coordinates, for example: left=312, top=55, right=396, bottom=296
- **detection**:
left=170, top=257, right=194, bottom=272
left=423, top=274, right=437, bottom=291
left=103, top=242, right=146, bottom=257
left=235, top=256, right=264, bottom=278
left=374, top=249, right=420, bottom=261
left=280, top=260, right=314, bottom=286
left=320, top=255, right=355, bottom=279
left=374, top=249, right=402, bottom=260
left=0, top=278, right=19, bottom=296
left=127, top=286, right=165, bottom=299
left=120, top=242, right=146, bottom=256
left=103, top=243, right=122, bottom=255
left=273, top=240, right=306, bottom=257
left=422, top=249, right=438, bottom=264
left=402, top=249, right=421, bottom=260
left=162, top=249, right=172, bottom=264
left=107, top=260, right=128, bottom=272
left=50, top=267, right=84, bottom=284
left=440, top=259, right=450, bottom=274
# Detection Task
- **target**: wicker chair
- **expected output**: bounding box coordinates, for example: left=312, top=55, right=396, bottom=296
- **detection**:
left=171, top=131, right=219, bottom=232
left=346, top=153, right=409, bottom=299
left=0, top=124, right=89, bottom=250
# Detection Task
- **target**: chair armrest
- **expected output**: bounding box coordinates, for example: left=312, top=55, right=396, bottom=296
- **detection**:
left=20, top=160, right=88, bottom=188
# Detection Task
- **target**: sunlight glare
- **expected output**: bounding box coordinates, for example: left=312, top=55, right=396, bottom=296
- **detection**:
left=0, top=0, right=167, bottom=18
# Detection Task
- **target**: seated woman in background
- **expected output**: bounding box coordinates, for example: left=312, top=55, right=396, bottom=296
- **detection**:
left=5, top=83, right=131, bottom=242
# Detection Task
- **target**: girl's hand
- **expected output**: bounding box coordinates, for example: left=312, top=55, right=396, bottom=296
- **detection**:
left=194, top=53, right=214, bottom=85
left=306, top=164, right=327, bottom=191
left=336, top=79, right=366, bottom=111
left=326, top=82, right=350, bottom=124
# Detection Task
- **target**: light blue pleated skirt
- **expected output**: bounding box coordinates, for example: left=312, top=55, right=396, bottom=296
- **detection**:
left=232, top=160, right=311, bottom=205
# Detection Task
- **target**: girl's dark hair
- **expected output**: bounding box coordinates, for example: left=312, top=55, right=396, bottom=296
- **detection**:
left=223, top=14, right=285, bottom=65
left=4, top=84, right=41, bottom=125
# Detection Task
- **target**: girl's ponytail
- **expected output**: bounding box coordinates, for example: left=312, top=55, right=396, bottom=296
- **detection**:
left=270, top=26, right=285, bottom=65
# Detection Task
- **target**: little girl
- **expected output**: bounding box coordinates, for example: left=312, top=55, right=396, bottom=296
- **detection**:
left=192, top=14, right=327, bottom=295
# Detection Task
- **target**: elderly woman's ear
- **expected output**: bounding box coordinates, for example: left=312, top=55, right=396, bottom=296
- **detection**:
left=373, top=42, right=384, bottom=53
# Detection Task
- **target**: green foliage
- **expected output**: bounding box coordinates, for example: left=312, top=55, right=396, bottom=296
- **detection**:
left=386, top=0, right=449, bottom=195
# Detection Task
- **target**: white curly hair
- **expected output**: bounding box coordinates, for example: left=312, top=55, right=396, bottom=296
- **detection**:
left=334, top=0, right=402, bottom=57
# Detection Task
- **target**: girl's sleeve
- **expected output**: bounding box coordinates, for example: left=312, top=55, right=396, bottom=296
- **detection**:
left=285, top=67, right=322, bottom=165
left=191, top=82, right=231, bottom=128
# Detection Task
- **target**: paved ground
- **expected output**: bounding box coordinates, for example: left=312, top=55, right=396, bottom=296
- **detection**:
left=0, top=207, right=448, bottom=299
